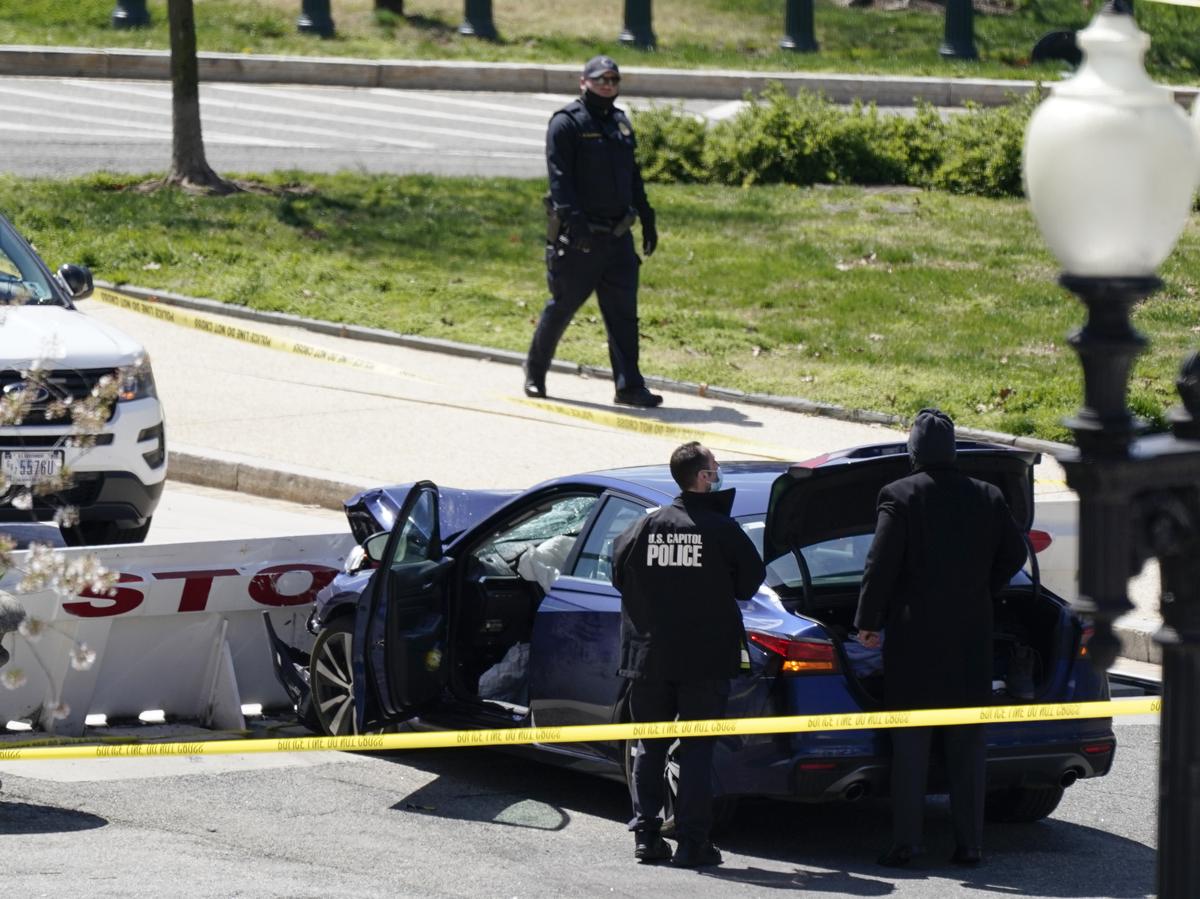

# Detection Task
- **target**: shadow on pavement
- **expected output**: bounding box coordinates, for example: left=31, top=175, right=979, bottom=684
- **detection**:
left=716, top=796, right=1155, bottom=897
left=539, top=395, right=766, bottom=430
left=0, top=800, right=107, bottom=834
left=379, top=750, right=1153, bottom=897
left=381, top=747, right=622, bottom=832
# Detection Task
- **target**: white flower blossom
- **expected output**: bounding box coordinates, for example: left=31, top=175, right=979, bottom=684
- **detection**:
left=69, top=643, right=96, bottom=671
left=53, top=506, right=80, bottom=528
left=10, top=490, right=33, bottom=511
left=49, top=701, right=70, bottom=720
left=17, top=616, right=46, bottom=642
left=1, top=668, right=26, bottom=690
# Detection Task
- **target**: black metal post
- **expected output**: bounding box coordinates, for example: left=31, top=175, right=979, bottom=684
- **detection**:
left=781, top=0, right=819, bottom=53
left=939, top=0, right=978, bottom=61
left=1057, top=275, right=1200, bottom=896
left=111, top=0, right=150, bottom=29
left=619, top=0, right=656, bottom=50
left=297, top=0, right=336, bottom=37
left=459, top=0, right=498, bottom=40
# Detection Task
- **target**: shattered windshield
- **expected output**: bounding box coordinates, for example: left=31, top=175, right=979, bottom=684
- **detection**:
left=0, top=217, right=60, bottom=306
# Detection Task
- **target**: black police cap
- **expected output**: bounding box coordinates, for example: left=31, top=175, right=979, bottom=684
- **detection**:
left=583, top=55, right=619, bottom=79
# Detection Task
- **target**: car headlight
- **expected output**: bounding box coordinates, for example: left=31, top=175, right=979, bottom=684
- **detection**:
left=118, top=356, right=157, bottom=402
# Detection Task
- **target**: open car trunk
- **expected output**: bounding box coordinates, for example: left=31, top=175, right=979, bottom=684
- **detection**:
left=763, top=440, right=1063, bottom=709
left=776, top=579, right=1071, bottom=708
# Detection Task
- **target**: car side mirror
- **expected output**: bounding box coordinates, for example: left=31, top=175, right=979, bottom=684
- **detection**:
left=58, top=264, right=94, bottom=300
left=363, top=531, right=390, bottom=565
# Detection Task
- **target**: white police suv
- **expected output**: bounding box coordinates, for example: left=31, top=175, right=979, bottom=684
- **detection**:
left=0, top=212, right=165, bottom=545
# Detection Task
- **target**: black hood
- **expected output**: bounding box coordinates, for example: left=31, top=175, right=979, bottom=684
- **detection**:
left=908, top=408, right=956, bottom=469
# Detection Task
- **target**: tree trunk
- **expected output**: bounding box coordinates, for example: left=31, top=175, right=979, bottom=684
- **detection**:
left=375, top=0, right=405, bottom=12
left=165, top=0, right=236, bottom=193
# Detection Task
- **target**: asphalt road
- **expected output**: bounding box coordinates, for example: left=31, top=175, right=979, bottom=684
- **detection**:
left=0, top=77, right=737, bottom=178
left=0, top=713, right=1158, bottom=898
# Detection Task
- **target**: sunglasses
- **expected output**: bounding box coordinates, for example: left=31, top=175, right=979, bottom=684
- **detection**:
left=590, top=74, right=621, bottom=86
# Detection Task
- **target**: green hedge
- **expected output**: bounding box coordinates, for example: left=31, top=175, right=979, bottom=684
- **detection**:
left=633, top=83, right=1044, bottom=198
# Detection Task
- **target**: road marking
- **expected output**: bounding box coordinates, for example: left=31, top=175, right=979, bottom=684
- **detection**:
left=369, top=87, right=563, bottom=119
left=93, top=288, right=432, bottom=385
left=213, top=83, right=545, bottom=134
left=65, top=80, right=441, bottom=150
left=0, top=697, right=1153, bottom=761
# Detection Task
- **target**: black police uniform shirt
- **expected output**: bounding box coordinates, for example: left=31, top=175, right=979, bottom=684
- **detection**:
left=611, top=488, right=767, bottom=683
left=546, top=95, right=653, bottom=226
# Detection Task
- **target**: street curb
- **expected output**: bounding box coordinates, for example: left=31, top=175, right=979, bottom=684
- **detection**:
left=98, top=279, right=1072, bottom=461
left=168, top=443, right=374, bottom=512
left=10, top=44, right=1198, bottom=108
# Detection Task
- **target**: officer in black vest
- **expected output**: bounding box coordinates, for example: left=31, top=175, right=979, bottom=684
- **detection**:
left=523, top=55, right=663, bottom=408
left=612, top=442, right=766, bottom=867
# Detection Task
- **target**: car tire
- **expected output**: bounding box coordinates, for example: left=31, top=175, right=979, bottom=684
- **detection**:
left=60, top=518, right=152, bottom=547
left=622, top=738, right=738, bottom=837
left=310, top=618, right=360, bottom=737
left=984, top=784, right=1064, bottom=823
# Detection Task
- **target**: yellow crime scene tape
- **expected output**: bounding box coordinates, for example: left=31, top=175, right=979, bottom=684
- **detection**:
left=92, top=287, right=428, bottom=384
left=0, top=698, right=1158, bottom=762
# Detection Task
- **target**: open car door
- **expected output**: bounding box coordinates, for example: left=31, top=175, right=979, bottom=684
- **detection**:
left=353, top=480, right=453, bottom=730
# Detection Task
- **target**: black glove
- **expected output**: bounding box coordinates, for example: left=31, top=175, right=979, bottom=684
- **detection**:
left=564, top=213, right=594, bottom=254
left=641, top=212, right=658, bottom=258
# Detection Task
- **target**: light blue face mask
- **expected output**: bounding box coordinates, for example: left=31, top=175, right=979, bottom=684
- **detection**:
left=706, top=466, right=723, bottom=492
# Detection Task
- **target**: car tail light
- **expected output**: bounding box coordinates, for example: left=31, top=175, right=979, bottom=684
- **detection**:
left=1027, top=529, right=1053, bottom=553
left=1083, top=740, right=1115, bottom=755
left=748, top=632, right=838, bottom=674
left=1078, top=623, right=1095, bottom=659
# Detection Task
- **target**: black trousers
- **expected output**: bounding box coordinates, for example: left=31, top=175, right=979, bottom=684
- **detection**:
left=525, top=231, right=644, bottom=392
left=628, top=678, right=730, bottom=845
left=890, top=725, right=986, bottom=850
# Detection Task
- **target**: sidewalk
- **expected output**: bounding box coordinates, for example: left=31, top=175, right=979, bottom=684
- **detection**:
left=4, top=43, right=1197, bottom=108
left=80, top=284, right=1165, bottom=668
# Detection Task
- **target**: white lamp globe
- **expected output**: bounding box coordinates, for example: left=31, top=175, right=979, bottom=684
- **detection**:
left=1023, top=4, right=1200, bottom=278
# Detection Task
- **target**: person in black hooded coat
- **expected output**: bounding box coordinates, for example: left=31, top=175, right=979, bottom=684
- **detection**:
left=855, top=408, right=1028, bottom=868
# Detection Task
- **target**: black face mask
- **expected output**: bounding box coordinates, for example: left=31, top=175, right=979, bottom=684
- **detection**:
left=583, top=89, right=617, bottom=114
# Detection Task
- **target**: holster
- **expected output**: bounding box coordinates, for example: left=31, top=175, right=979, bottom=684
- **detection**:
left=611, top=207, right=638, bottom=238
left=543, top=192, right=561, bottom=245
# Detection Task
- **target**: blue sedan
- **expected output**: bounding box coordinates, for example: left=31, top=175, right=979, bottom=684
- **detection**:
left=280, top=439, right=1113, bottom=828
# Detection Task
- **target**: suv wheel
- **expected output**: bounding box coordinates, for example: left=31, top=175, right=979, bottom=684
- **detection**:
left=984, top=785, right=1064, bottom=823
left=61, top=518, right=152, bottom=547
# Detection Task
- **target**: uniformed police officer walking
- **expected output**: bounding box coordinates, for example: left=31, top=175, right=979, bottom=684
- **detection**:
left=523, top=55, right=663, bottom=408
left=612, top=442, right=766, bottom=867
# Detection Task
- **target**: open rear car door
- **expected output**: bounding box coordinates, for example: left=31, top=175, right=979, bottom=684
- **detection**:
left=353, top=480, right=453, bottom=730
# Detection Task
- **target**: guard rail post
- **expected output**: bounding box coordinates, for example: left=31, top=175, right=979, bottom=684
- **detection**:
left=298, top=0, right=336, bottom=37
left=459, top=0, right=499, bottom=39
left=112, top=0, right=151, bottom=29
left=781, top=0, right=819, bottom=53
left=940, top=0, right=978, bottom=60
left=619, top=0, right=656, bottom=49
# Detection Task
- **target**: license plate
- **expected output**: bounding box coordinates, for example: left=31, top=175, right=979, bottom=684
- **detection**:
left=2, top=451, right=63, bottom=486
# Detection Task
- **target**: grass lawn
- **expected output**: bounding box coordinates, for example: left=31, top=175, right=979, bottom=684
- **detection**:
left=3, top=172, right=1197, bottom=443
left=4, top=0, right=1199, bottom=82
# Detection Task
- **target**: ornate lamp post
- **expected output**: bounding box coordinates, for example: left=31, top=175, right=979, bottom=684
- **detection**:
left=297, top=0, right=336, bottom=37
left=1022, top=3, right=1200, bottom=894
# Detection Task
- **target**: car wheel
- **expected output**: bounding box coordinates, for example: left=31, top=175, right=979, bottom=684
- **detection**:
left=60, top=518, right=152, bottom=546
left=622, top=738, right=738, bottom=837
left=310, top=619, right=360, bottom=737
left=984, top=785, right=1064, bottom=823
